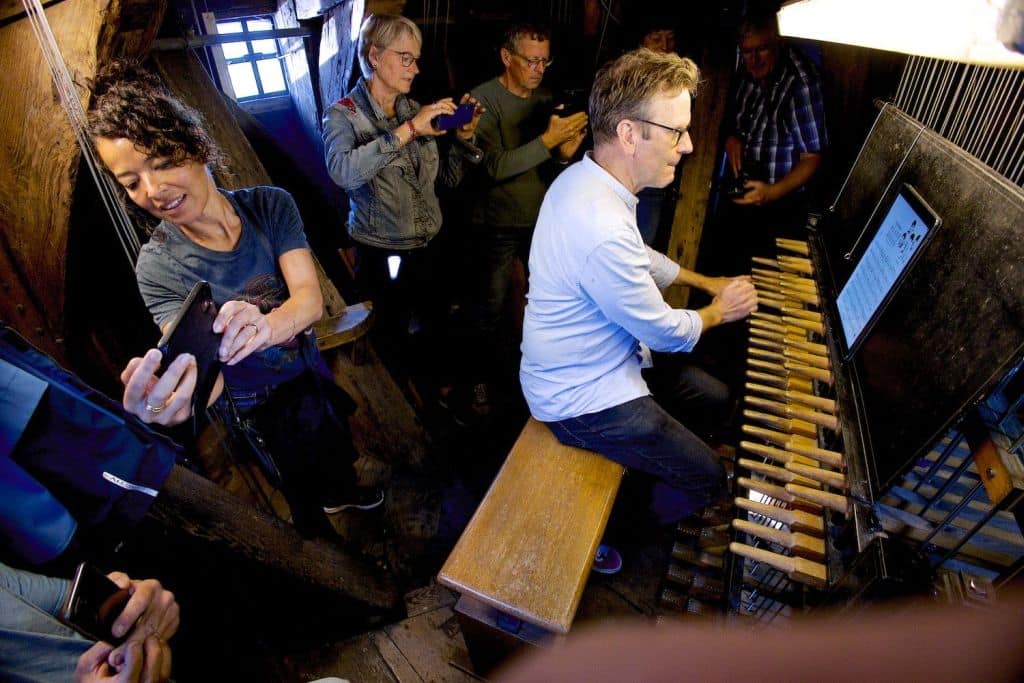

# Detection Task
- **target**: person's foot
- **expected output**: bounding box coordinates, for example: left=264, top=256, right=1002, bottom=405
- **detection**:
left=323, top=487, right=385, bottom=514
left=592, top=544, right=623, bottom=575
left=449, top=382, right=492, bottom=427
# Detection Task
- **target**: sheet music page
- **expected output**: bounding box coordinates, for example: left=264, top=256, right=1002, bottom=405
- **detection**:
left=837, top=194, right=930, bottom=350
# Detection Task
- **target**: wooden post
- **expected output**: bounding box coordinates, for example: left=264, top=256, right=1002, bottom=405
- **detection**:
left=664, top=39, right=735, bottom=308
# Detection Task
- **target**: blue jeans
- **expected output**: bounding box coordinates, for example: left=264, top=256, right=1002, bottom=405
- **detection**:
left=545, top=359, right=729, bottom=524
left=0, top=562, right=91, bottom=681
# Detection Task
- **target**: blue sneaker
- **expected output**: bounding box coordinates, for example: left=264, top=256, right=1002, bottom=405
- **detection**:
left=592, top=544, right=623, bottom=574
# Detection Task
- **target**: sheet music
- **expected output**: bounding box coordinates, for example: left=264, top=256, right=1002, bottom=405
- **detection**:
left=837, top=193, right=930, bottom=350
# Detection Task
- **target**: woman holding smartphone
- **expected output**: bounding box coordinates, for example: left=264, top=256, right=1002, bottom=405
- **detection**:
left=323, top=13, right=482, bottom=389
left=88, top=61, right=381, bottom=537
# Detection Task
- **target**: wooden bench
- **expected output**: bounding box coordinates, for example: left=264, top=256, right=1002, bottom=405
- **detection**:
left=438, top=418, right=624, bottom=670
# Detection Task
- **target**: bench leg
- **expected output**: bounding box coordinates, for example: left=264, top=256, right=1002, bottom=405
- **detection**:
left=454, top=595, right=555, bottom=675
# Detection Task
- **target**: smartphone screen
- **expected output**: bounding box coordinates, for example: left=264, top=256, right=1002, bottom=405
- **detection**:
left=59, top=563, right=131, bottom=643
left=156, top=280, right=223, bottom=413
left=433, top=103, right=475, bottom=131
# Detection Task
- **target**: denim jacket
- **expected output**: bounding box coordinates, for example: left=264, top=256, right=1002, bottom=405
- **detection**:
left=323, top=78, right=467, bottom=249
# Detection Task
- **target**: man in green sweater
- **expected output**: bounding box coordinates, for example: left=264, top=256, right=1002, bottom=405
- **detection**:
left=465, top=21, right=588, bottom=415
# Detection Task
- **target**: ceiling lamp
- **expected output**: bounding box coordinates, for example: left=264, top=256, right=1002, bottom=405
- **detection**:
left=776, top=0, right=1024, bottom=68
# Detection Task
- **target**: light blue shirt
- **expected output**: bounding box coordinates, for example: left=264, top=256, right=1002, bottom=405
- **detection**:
left=521, top=154, right=703, bottom=422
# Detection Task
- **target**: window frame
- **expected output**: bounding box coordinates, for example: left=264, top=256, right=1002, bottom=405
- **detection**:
left=214, top=14, right=289, bottom=102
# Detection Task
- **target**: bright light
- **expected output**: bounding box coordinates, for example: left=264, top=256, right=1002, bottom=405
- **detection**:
left=387, top=254, right=402, bottom=280
left=777, top=0, right=1024, bottom=68
left=350, top=0, right=366, bottom=42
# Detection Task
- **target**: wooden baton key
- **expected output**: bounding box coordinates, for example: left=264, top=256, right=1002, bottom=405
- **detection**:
left=783, top=347, right=831, bottom=370
left=783, top=316, right=825, bottom=335
left=741, top=425, right=844, bottom=468
left=735, top=497, right=825, bottom=536
left=738, top=458, right=819, bottom=488
left=784, top=483, right=850, bottom=514
left=732, top=518, right=826, bottom=562
left=746, top=382, right=835, bottom=418
left=785, top=462, right=847, bottom=490
left=743, top=408, right=818, bottom=439
left=737, top=477, right=823, bottom=514
left=752, top=258, right=781, bottom=269
left=781, top=306, right=822, bottom=323
left=744, top=395, right=838, bottom=432
left=728, top=542, right=827, bottom=589
left=779, top=286, right=819, bottom=305
left=740, top=440, right=818, bottom=467
left=777, top=259, right=814, bottom=276
left=784, top=361, right=833, bottom=384
left=785, top=338, right=828, bottom=356
left=775, top=238, right=810, bottom=255
left=746, top=370, right=814, bottom=394
left=784, top=389, right=836, bottom=415
left=749, top=347, right=786, bottom=363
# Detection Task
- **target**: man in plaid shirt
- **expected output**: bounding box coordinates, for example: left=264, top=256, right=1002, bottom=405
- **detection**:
left=725, top=5, right=827, bottom=210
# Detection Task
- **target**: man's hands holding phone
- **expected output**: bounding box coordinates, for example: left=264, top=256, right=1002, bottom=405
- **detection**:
left=542, top=107, right=588, bottom=161
left=72, top=572, right=179, bottom=683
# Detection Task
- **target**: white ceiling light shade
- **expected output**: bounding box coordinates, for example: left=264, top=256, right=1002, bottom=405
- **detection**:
left=777, top=0, right=1024, bottom=68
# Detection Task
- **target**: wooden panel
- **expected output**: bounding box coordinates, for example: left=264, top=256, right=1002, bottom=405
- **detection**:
left=274, top=0, right=321, bottom=146
left=438, top=418, right=624, bottom=634
left=318, top=1, right=358, bottom=111
left=665, top=39, right=734, bottom=307
left=0, top=0, right=108, bottom=360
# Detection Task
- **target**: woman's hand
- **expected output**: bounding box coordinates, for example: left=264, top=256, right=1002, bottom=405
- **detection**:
left=121, top=350, right=196, bottom=426
left=213, top=300, right=272, bottom=366
left=410, top=97, right=458, bottom=137
left=456, top=94, right=484, bottom=140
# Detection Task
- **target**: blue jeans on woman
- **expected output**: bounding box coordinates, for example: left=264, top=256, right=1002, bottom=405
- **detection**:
left=544, top=357, right=729, bottom=524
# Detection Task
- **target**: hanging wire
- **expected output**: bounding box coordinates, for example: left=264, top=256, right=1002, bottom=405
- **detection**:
left=894, top=52, right=1024, bottom=188
left=21, top=0, right=142, bottom=265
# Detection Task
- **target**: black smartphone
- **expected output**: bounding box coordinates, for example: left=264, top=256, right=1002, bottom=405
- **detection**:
left=554, top=89, right=588, bottom=117
left=157, top=280, right=223, bottom=413
left=433, top=103, right=475, bottom=131
left=59, top=562, right=131, bottom=644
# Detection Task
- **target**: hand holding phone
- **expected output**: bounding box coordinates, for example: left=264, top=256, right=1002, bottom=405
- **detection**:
left=156, top=280, right=223, bottom=415
left=60, top=563, right=131, bottom=644
left=433, top=103, right=476, bottom=131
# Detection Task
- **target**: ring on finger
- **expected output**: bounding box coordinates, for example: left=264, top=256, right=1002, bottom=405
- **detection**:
left=145, top=398, right=169, bottom=414
left=244, top=322, right=259, bottom=337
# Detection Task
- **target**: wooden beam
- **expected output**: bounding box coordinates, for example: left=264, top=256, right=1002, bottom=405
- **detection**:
left=150, top=465, right=401, bottom=609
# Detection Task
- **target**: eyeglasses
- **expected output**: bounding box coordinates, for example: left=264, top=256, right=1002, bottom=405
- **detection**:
left=385, top=48, right=419, bottom=67
left=636, top=119, right=688, bottom=146
left=511, top=50, right=553, bottom=70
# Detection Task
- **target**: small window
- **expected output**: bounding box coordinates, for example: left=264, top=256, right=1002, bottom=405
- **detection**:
left=215, top=16, right=288, bottom=100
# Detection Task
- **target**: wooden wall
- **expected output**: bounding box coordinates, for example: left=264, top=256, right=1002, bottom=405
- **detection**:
left=0, top=0, right=164, bottom=366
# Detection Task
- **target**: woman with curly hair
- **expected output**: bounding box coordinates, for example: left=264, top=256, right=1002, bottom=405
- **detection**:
left=89, top=61, right=382, bottom=537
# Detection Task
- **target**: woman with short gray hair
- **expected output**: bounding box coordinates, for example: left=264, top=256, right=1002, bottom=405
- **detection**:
left=323, top=13, right=482, bottom=386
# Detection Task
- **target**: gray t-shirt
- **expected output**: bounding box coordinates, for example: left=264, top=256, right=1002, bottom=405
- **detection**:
left=135, top=186, right=312, bottom=394
left=469, top=77, right=555, bottom=227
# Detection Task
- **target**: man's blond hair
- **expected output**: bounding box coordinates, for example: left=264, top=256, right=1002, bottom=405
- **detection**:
left=589, top=48, right=700, bottom=146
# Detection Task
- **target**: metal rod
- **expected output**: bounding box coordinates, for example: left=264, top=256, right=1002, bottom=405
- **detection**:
left=919, top=447, right=977, bottom=517
left=928, top=481, right=992, bottom=568
left=911, top=430, right=966, bottom=494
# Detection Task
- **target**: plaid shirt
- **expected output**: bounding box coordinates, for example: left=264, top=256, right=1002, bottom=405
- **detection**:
left=731, top=45, right=828, bottom=186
